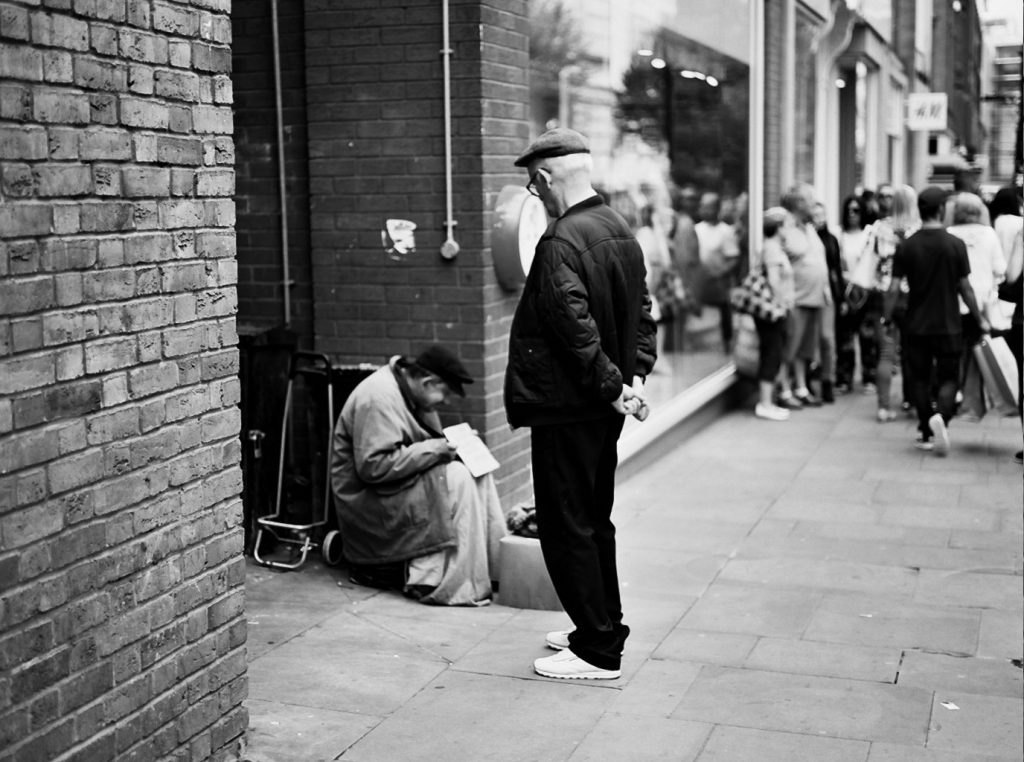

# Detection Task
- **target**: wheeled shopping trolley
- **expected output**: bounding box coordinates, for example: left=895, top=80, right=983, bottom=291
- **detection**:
left=253, top=351, right=339, bottom=570
left=252, top=352, right=376, bottom=570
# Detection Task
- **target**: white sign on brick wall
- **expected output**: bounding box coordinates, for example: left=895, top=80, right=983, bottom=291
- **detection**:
left=906, top=92, right=947, bottom=131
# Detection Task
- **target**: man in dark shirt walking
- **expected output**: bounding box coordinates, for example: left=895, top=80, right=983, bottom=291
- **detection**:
left=504, top=128, right=657, bottom=679
left=886, top=186, right=989, bottom=455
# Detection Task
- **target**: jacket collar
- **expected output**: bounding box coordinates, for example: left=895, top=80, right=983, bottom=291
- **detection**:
left=559, top=194, right=603, bottom=219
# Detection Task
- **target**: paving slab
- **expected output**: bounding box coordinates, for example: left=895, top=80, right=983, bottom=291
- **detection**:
left=671, top=665, right=933, bottom=744
left=897, top=651, right=1023, bottom=697
left=867, top=741, right=1020, bottom=762
left=243, top=699, right=378, bottom=762
left=925, top=692, right=1024, bottom=757
left=744, top=637, right=901, bottom=683
left=569, top=713, right=711, bottom=761
left=718, top=556, right=919, bottom=597
left=913, top=568, right=1023, bottom=610
left=674, top=582, right=822, bottom=638
left=696, top=725, right=869, bottom=762
left=977, top=609, right=1024, bottom=660
left=338, top=671, right=616, bottom=762
left=803, top=593, right=981, bottom=654
left=653, top=629, right=758, bottom=667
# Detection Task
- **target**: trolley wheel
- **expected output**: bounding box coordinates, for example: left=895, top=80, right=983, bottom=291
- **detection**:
left=322, top=530, right=344, bottom=567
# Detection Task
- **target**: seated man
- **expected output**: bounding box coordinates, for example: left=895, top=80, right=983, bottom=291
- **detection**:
left=329, top=345, right=506, bottom=606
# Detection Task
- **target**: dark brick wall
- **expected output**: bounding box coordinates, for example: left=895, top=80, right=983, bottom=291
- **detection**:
left=302, top=0, right=533, bottom=508
left=232, top=0, right=313, bottom=346
left=0, top=0, right=247, bottom=759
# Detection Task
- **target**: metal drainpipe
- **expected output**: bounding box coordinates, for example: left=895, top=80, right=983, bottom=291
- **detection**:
left=440, top=0, right=460, bottom=260
left=270, top=0, right=292, bottom=325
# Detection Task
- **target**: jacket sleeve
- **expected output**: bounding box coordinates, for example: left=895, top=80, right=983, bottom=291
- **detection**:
left=635, top=285, right=657, bottom=377
left=349, top=394, right=441, bottom=486
left=536, top=241, right=623, bottom=402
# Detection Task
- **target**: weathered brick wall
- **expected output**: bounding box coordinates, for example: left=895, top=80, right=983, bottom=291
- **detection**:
left=0, top=1, right=247, bottom=760
left=303, top=0, right=533, bottom=508
left=232, top=0, right=312, bottom=345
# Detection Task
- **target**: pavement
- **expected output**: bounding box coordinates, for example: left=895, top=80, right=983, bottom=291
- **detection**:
left=239, top=385, right=1023, bottom=762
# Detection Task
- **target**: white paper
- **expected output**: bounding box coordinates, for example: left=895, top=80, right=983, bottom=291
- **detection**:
left=443, top=423, right=500, bottom=478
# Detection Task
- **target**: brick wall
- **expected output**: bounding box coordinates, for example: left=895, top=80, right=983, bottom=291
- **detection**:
left=0, top=1, right=247, bottom=760
left=302, top=0, right=533, bottom=508
left=232, top=0, right=312, bottom=346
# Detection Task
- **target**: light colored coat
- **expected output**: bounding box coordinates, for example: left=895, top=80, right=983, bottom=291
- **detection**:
left=329, top=359, right=455, bottom=565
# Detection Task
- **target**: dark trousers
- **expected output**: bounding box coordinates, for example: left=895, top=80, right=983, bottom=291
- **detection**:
left=905, top=334, right=962, bottom=438
left=754, top=315, right=786, bottom=383
left=531, top=416, right=628, bottom=670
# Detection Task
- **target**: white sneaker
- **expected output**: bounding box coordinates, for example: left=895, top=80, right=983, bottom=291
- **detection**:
left=928, top=413, right=949, bottom=457
left=533, top=649, right=620, bottom=680
left=545, top=630, right=572, bottom=650
left=755, top=402, right=790, bottom=421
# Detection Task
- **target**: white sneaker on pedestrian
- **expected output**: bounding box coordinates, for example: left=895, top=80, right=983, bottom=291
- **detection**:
left=755, top=402, right=790, bottom=421
left=533, top=649, right=620, bottom=680
left=928, top=414, right=949, bottom=457
left=545, top=629, right=572, bottom=650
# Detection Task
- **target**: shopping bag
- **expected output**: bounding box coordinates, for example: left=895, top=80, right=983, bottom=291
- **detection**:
left=732, top=314, right=760, bottom=378
left=973, top=335, right=1019, bottom=416
left=729, top=268, right=785, bottom=322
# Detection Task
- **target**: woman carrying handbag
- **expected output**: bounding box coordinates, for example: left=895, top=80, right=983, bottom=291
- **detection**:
left=751, top=208, right=795, bottom=421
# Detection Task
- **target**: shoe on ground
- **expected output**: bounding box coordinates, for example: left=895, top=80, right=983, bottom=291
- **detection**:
left=1015, top=451, right=1023, bottom=465
left=928, top=414, right=949, bottom=457
left=533, top=649, right=620, bottom=680
left=755, top=402, right=790, bottom=421
left=876, top=408, right=898, bottom=423
left=835, top=382, right=851, bottom=395
left=776, top=394, right=803, bottom=410
left=862, top=382, right=877, bottom=394
left=794, top=390, right=822, bottom=407
left=914, top=436, right=934, bottom=451
left=545, top=629, right=572, bottom=650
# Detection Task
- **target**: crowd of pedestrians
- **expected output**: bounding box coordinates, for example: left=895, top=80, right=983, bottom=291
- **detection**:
left=750, top=178, right=1023, bottom=463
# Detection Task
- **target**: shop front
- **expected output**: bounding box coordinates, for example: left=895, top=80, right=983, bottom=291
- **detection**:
left=232, top=1, right=766, bottom=509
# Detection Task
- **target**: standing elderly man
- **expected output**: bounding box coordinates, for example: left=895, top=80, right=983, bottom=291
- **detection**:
left=504, top=128, right=658, bottom=680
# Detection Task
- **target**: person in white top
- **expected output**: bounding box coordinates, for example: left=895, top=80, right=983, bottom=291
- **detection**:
left=947, top=192, right=1007, bottom=347
left=836, top=194, right=869, bottom=393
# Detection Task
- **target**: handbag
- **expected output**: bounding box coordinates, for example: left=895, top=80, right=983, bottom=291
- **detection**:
left=729, top=266, right=785, bottom=323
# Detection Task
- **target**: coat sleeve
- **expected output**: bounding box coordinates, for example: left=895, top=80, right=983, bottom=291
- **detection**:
left=535, top=241, right=624, bottom=402
left=635, top=285, right=657, bottom=377
left=349, top=393, right=441, bottom=486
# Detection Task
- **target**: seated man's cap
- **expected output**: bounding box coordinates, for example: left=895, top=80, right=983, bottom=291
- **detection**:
left=414, top=345, right=473, bottom=397
left=514, top=127, right=590, bottom=167
left=917, top=186, right=950, bottom=208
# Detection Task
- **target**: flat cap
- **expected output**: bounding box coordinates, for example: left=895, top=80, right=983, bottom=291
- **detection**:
left=414, top=345, right=473, bottom=397
left=917, top=185, right=950, bottom=209
left=514, top=127, right=590, bottom=167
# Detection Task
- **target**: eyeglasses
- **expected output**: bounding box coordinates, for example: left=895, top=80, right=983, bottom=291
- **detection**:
left=847, top=207, right=862, bottom=213
left=526, top=168, right=548, bottom=197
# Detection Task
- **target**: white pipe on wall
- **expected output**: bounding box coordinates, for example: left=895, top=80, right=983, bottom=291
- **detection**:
left=440, top=0, right=460, bottom=259
left=270, top=0, right=292, bottom=325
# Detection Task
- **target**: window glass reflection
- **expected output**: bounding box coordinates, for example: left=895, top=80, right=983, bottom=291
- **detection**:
left=528, top=0, right=752, bottom=413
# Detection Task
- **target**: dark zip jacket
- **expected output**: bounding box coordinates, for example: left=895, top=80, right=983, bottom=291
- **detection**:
left=504, top=195, right=658, bottom=427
